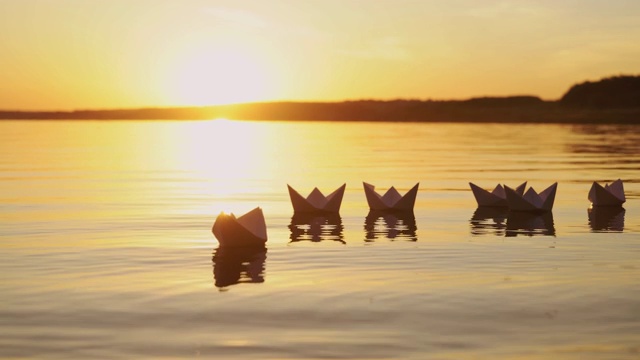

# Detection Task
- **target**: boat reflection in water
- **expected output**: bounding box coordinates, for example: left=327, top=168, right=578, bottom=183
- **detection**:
left=470, top=208, right=555, bottom=237
left=506, top=212, right=555, bottom=237
left=470, top=207, right=508, bottom=236
left=588, top=206, right=625, bottom=232
left=212, top=245, right=267, bottom=290
left=289, top=213, right=345, bottom=244
left=364, top=210, right=417, bottom=242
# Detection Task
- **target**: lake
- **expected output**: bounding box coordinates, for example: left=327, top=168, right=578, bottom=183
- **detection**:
left=1, top=120, right=639, bottom=359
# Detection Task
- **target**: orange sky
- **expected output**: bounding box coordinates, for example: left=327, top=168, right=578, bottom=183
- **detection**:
left=1, top=0, right=639, bottom=110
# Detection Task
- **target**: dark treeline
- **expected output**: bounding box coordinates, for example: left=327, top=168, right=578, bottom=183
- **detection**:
left=560, top=75, right=640, bottom=109
left=2, top=75, right=640, bottom=123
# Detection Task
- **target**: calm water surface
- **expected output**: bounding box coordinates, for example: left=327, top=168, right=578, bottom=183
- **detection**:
left=1, top=120, right=639, bottom=359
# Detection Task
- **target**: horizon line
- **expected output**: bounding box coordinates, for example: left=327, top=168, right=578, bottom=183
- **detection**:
left=1, top=94, right=555, bottom=113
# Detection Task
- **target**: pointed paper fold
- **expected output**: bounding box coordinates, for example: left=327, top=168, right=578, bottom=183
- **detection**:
left=363, top=182, right=419, bottom=211
left=588, top=179, right=625, bottom=206
left=212, top=207, right=268, bottom=248
left=287, top=184, right=346, bottom=213
left=504, top=182, right=557, bottom=213
left=469, top=182, right=527, bottom=207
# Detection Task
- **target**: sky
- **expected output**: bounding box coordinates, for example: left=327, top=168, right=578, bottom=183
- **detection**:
left=1, top=0, right=639, bottom=110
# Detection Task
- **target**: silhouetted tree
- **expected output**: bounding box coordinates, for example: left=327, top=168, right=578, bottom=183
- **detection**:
left=560, top=75, right=640, bottom=108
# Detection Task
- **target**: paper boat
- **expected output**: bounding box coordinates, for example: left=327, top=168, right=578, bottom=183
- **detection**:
left=211, top=207, right=267, bottom=248
left=588, top=179, right=625, bottom=206
left=287, top=184, right=346, bottom=213
left=504, top=182, right=558, bottom=213
left=469, top=182, right=527, bottom=207
left=363, top=182, right=419, bottom=211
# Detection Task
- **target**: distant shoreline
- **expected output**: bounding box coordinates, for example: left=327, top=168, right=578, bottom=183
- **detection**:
left=1, top=98, right=640, bottom=124
left=4, top=75, right=639, bottom=123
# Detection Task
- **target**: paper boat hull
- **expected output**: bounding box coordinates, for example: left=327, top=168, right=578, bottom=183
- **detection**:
left=588, top=181, right=626, bottom=206
left=469, top=183, right=507, bottom=207
left=504, top=194, right=547, bottom=213
left=288, top=184, right=346, bottom=213
left=469, top=182, right=527, bottom=207
left=212, top=213, right=267, bottom=248
left=363, top=183, right=419, bottom=211
left=505, top=183, right=557, bottom=213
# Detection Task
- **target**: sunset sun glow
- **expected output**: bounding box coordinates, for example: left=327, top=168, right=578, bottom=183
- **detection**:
left=0, top=0, right=638, bottom=110
left=171, top=47, right=271, bottom=105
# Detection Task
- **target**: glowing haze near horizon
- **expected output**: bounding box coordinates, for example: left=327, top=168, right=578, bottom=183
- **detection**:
left=1, top=0, right=639, bottom=110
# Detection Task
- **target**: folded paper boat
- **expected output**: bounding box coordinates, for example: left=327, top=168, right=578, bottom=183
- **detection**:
left=504, top=182, right=557, bottom=213
left=588, top=179, right=625, bottom=206
left=363, top=182, right=419, bottom=211
left=212, top=207, right=267, bottom=248
left=469, top=182, right=527, bottom=207
left=287, top=184, right=346, bottom=213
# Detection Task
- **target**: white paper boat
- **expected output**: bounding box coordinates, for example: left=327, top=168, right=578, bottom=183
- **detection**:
left=363, top=182, right=419, bottom=211
left=287, top=184, right=346, bottom=213
left=469, top=182, right=527, bottom=207
left=588, top=179, right=625, bottom=206
left=211, top=207, right=267, bottom=248
left=504, top=182, right=558, bottom=213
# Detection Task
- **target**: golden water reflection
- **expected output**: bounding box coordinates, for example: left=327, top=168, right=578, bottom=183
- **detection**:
left=364, top=210, right=417, bottom=242
left=212, top=246, right=267, bottom=289
left=506, top=212, right=555, bottom=237
left=470, top=208, right=556, bottom=237
left=470, top=207, right=508, bottom=236
left=588, top=207, right=625, bottom=232
left=289, top=213, right=345, bottom=244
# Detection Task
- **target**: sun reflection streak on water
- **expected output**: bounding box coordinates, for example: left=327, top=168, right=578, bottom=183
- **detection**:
left=163, top=119, right=272, bottom=214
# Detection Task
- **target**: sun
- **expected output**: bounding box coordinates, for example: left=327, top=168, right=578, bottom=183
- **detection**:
left=171, top=46, right=271, bottom=106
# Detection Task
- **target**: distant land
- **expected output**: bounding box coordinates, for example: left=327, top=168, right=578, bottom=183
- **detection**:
left=2, top=75, right=640, bottom=123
